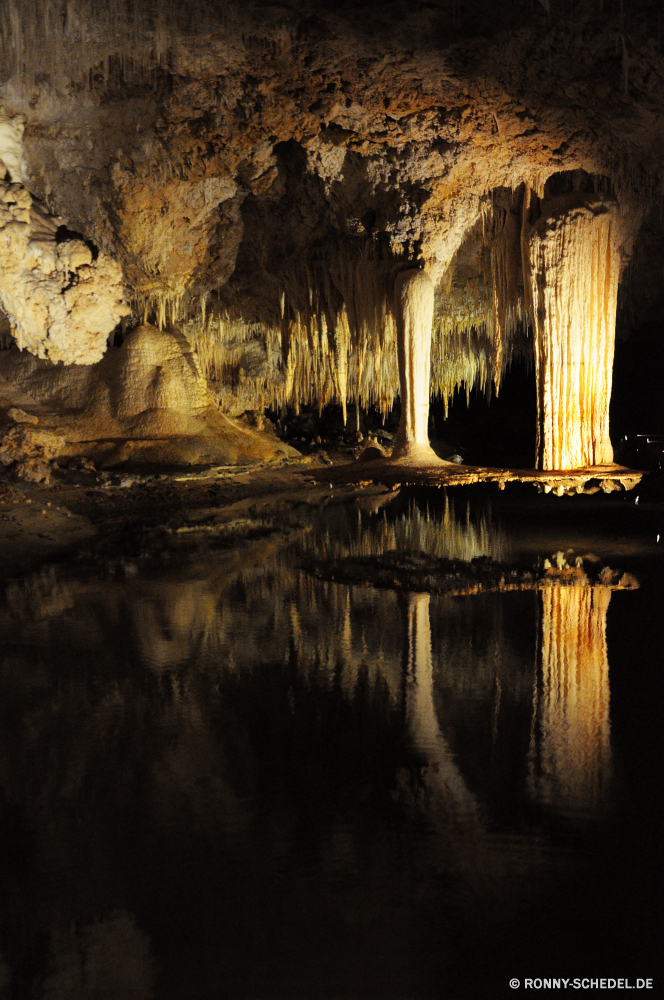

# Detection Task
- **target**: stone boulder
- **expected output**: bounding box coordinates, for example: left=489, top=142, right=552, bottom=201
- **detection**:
left=0, top=324, right=299, bottom=469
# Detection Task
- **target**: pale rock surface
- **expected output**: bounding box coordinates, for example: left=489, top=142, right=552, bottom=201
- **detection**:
left=0, top=111, right=129, bottom=366
left=0, top=109, right=27, bottom=183
left=117, top=175, right=239, bottom=309
left=523, top=191, right=618, bottom=470
left=0, top=324, right=297, bottom=470
left=7, top=405, right=37, bottom=424
left=0, top=4, right=661, bottom=467
left=391, top=269, right=449, bottom=467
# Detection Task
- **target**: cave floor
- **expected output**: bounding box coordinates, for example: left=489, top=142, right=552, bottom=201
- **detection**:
left=0, top=454, right=649, bottom=581
left=0, top=456, right=394, bottom=579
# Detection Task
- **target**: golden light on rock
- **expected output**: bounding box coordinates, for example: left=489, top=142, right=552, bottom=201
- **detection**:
left=391, top=270, right=448, bottom=466
left=528, top=585, right=612, bottom=812
left=523, top=190, right=619, bottom=470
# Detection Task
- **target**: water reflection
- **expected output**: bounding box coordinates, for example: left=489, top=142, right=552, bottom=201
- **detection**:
left=403, top=592, right=478, bottom=815
left=41, top=911, right=154, bottom=1000
left=528, top=586, right=613, bottom=815
left=0, top=490, right=646, bottom=997
left=300, top=493, right=510, bottom=563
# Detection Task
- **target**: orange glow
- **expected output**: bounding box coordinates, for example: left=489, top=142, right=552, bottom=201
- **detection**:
left=523, top=192, right=618, bottom=470
left=528, top=586, right=612, bottom=812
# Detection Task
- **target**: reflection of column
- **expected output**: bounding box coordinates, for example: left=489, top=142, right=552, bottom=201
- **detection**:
left=403, top=592, right=476, bottom=812
left=528, top=586, right=612, bottom=812
left=391, top=270, right=448, bottom=466
left=522, top=191, right=618, bottom=470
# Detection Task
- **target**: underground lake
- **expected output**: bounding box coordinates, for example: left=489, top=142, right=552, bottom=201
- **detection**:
left=0, top=483, right=661, bottom=998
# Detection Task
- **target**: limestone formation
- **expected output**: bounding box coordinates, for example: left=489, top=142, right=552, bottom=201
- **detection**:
left=0, top=2, right=661, bottom=474
left=0, top=423, right=65, bottom=483
left=523, top=190, right=619, bottom=470
left=0, top=174, right=129, bottom=365
left=391, top=270, right=447, bottom=466
left=0, top=324, right=297, bottom=471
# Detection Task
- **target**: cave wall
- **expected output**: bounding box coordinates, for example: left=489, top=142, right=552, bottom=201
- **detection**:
left=0, top=0, right=663, bottom=459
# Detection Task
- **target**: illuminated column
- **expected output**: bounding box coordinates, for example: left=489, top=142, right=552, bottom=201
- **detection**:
left=403, top=592, right=476, bottom=811
left=522, top=192, right=619, bottom=470
left=528, top=585, right=612, bottom=812
left=391, top=270, right=448, bottom=466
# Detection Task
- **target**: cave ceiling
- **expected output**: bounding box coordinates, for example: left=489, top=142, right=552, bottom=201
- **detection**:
left=1, top=0, right=664, bottom=339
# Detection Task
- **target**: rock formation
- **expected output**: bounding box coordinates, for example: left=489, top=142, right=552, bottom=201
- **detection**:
left=0, top=1, right=662, bottom=471
left=0, top=324, right=296, bottom=479
left=523, top=189, right=620, bottom=469
left=0, top=113, right=129, bottom=366
left=391, top=270, right=448, bottom=465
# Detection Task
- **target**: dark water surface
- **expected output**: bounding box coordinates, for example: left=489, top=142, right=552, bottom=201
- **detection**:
left=0, top=486, right=662, bottom=999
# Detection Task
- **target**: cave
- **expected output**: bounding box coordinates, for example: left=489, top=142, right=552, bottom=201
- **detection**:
left=0, top=2, right=662, bottom=998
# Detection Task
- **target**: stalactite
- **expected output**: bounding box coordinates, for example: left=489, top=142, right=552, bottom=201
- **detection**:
left=522, top=188, right=619, bottom=469
left=180, top=249, right=401, bottom=418
left=489, top=206, right=523, bottom=392
left=528, top=586, right=612, bottom=813
left=180, top=201, right=532, bottom=424
left=136, top=290, right=183, bottom=333
left=430, top=198, right=529, bottom=417
left=0, top=0, right=223, bottom=91
left=334, top=304, right=351, bottom=425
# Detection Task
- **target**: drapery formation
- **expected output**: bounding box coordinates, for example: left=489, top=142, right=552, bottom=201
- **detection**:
left=522, top=190, right=619, bottom=470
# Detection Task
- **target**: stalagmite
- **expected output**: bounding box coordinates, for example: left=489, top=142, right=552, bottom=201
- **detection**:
left=391, top=270, right=449, bottom=466
left=403, top=592, right=477, bottom=813
left=522, top=190, right=619, bottom=470
left=528, top=586, right=612, bottom=813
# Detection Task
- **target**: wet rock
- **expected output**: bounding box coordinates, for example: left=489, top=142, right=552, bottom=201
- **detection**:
left=598, top=565, right=621, bottom=586
left=14, top=457, right=53, bottom=484
left=309, top=548, right=638, bottom=595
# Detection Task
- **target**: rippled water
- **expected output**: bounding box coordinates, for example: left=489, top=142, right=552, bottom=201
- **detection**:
left=0, top=487, right=661, bottom=999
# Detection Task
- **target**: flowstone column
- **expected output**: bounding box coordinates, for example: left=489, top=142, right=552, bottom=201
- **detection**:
left=391, top=269, right=448, bottom=466
left=522, top=191, right=620, bottom=470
